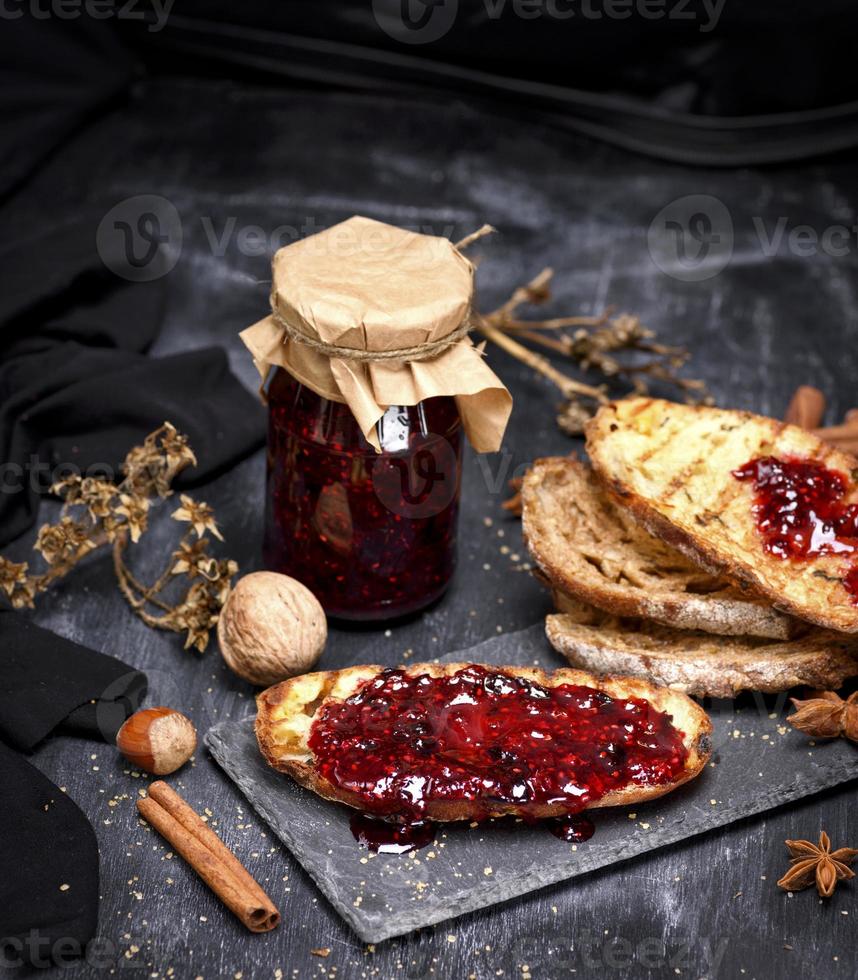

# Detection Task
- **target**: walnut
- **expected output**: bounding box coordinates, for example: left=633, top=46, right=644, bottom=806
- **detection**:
left=217, top=571, right=327, bottom=686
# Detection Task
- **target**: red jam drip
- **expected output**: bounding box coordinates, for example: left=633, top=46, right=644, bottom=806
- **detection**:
left=349, top=812, right=596, bottom=851
left=546, top=815, right=596, bottom=843
left=733, top=455, right=858, bottom=601
left=264, top=368, right=462, bottom=621
left=308, top=666, right=689, bottom=821
left=349, top=813, right=437, bottom=854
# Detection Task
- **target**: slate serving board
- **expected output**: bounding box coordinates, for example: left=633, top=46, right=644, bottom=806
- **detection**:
left=205, top=624, right=858, bottom=943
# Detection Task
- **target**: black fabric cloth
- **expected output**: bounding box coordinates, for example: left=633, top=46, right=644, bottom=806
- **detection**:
left=0, top=612, right=148, bottom=967
left=0, top=611, right=148, bottom=752
left=0, top=17, right=136, bottom=203
left=0, top=743, right=100, bottom=969
left=0, top=217, right=266, bottom=548
left=0, top=19, right=265, bottom=550
left=123, top=1, right=858, bottom=166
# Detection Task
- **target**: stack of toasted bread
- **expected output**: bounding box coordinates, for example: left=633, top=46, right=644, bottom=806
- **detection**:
left=523, top=397, right=858, bottom=697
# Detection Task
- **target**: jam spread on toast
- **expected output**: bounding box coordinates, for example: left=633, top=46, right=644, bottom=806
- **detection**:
left=733, top=455, right=858, bottom=602
left=308, top=666, right=689, bottom=835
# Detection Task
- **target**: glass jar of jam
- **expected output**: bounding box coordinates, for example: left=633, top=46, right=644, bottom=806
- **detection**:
left=263, top=368, right=463, bottom=620
left=241, top=216, right=511, bottom=622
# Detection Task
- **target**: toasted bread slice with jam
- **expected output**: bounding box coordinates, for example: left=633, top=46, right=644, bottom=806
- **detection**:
left=545, top=594, right=858, bottom=697
left=586, top=397, right=858, bottom=633
left=521, top=456, right=796, bottom=639
left=256, top=663, right=712, bottom=821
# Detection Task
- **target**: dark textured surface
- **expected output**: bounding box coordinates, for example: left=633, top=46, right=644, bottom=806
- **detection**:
left=207, top=625, right=858, bottom=943
left=4, top=76, right=858, bottom=978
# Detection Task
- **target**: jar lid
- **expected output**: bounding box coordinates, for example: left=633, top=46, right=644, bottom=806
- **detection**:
left=270, top=215, right=474, bottom=357
left=240, top=216, right=512, bottom=453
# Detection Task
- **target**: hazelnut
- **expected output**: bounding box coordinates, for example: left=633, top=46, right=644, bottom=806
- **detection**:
left=217, top=571, right=327, bottom=686
left=116, top=707, right=197, bottom=775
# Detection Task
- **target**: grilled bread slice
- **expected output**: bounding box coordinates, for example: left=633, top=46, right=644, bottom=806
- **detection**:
left=256, top=662, right=712, bottom=821
left=545, top=595, right=858, bottom=697
left=587, top=397, right=858, bottom=633
left=522, top=456, right=796, bottom=639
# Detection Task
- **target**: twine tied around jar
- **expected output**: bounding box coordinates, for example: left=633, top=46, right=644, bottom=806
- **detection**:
left=241, top=216, right=512, bottom=453
left=267, top=225, right=495, bottom=363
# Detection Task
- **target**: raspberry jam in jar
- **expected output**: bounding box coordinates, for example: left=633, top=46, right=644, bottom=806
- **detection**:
left=264, top=368, right=463, bottom=620
left=241, top=217, right=512, bottom=620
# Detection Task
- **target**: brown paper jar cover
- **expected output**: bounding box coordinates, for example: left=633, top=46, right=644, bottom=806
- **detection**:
left=240, top=215, right=512, bottom=452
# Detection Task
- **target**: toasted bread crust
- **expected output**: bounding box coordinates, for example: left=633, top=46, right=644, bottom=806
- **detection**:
left=255, top=663, right=712, bottom=820
left=521, top=456, right=796, bottom=639
left=586, top=398, right=858, bottom=633
left=545, top=602, right=858, bottom=697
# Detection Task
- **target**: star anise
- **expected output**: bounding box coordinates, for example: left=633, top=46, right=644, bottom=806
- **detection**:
left=777, top=831, right=858, bottom=898
left=787, top=690, right=858, bottom=742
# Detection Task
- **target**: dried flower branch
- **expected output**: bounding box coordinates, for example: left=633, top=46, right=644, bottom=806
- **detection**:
left=476, top=268, right=710, bottom=435
left=0, top=423, right=237, bottom=653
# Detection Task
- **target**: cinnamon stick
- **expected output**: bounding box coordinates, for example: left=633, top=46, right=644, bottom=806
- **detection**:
left=137, top=781, right=280, bottom=933
left=812, top=422, right=858, bottom=444
left=815, top=435, right=858, bottom=455
left=785, top=385, right=826, bottom=430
